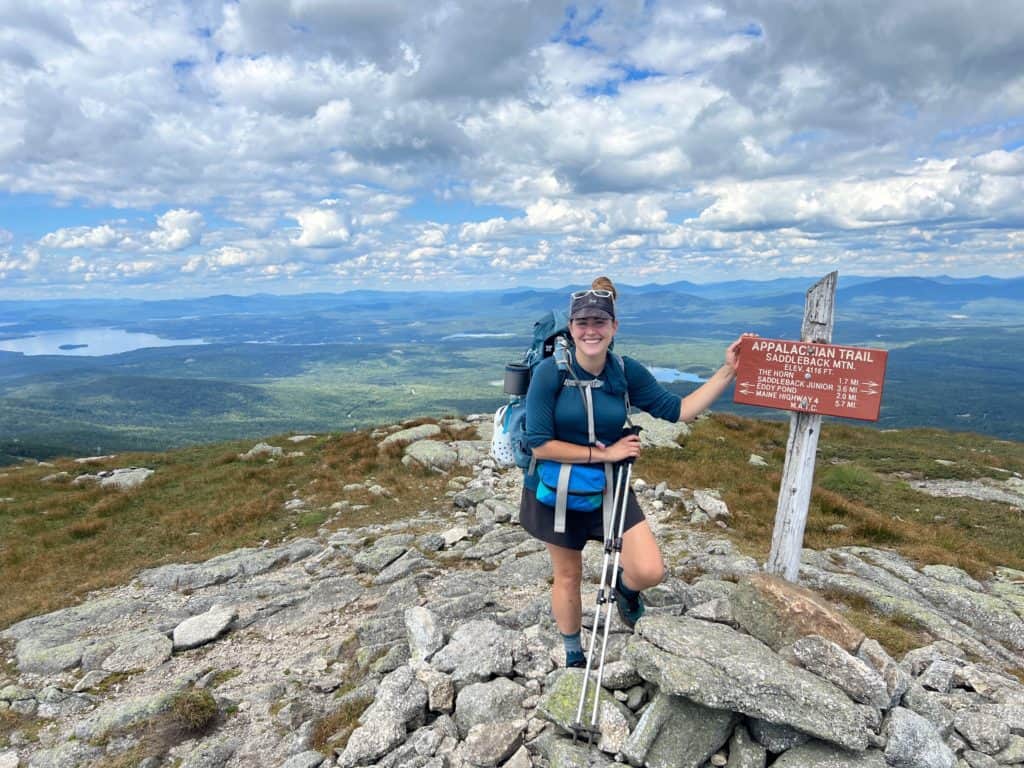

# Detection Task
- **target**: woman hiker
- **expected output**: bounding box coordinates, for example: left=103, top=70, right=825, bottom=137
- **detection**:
left=518, top=275, right=754, bottom=668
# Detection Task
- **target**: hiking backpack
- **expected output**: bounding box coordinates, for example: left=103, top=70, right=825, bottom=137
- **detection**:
left=491, top=308, right=631, bottom=471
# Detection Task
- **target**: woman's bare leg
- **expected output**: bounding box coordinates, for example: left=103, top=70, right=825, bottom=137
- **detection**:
left=546, top=542, right=584, bottom=634
left=619, top=520, right=665, bottom=590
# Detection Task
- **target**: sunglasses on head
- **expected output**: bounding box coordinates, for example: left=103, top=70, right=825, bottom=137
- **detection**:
left=570, top=289, right=613, bottom=299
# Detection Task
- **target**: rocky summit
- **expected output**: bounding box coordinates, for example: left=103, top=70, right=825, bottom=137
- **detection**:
left=2, top=418, right=1024, bottom=768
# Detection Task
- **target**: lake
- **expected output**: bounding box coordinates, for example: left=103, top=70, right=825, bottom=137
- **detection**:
left=649, top=366, right=706, bottom=383
left=0, top=328, right=207, bottom=356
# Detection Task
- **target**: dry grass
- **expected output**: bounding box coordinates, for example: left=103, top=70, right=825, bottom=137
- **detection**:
left=639, top=414, right=1024, bottom=579
left=0, top=418, right=469, bottom=628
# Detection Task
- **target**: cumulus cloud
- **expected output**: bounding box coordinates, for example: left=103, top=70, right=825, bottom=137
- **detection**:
left=2, top=0, right=1024, bottom=294
left=41, top=224, right=122, bottom=250
left=292, top=208, right=350, bottom=248
left=149, top=209, right=204, bottom=251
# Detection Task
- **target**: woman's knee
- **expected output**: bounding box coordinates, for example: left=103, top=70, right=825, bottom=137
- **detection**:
left=551, top=564, right=582, bottom=591
left=626, top=558, right=666, bottom=590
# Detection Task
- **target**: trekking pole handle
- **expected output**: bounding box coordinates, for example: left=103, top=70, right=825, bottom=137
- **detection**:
left=622, top=425, right=642, bottom=465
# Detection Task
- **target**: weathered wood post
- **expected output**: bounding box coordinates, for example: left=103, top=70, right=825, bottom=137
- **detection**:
left=765, top=271, right=838, bottom=581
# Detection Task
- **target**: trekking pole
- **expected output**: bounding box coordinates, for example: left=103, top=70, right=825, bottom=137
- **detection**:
left=571, top=425, right=642, bottom=745
left=588, top=428, right=641, bottom=736
left=571, top=460, right=627, bottom=745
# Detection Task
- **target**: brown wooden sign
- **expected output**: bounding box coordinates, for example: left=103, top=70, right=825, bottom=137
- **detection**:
left=734, top=338, right=888, bottom=421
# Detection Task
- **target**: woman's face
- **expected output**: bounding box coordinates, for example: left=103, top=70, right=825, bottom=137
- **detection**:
left=570, top=316, right=617, bottom=358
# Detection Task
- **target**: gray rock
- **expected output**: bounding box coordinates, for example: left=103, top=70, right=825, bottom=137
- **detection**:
left=354, top=545, right=407, bottom=573
left=630, top=412, right=689, bottom=448
left=360, top=665, right=428, bottom=729
left=749, top=454, right=769, bottom=467
left=239, top=442, right=282, bottom=459
left=687, top=598, right=736, bottom=626
left=415, top=667, right=455, bottom=713
left=954, top=710, right=1012, bottom=754
left=283, top=748, right=325, bottom=768
left=535, top=731, right=615, bottom=767
left=180, top=738, right=237, bottom=768
left=792, top=635, right=890, bottom=708
left=962, top=751, right=1000, bottom=768
left=902, top=642, right=968, bottom=677
left=992, top=734, right=1024, bottom=763
left=137, top=539, right=320, bottom=590
left=726, top=724, right=767, bottom=768
left=173, top=605, right=237, bottom=651
left=76, top=466, right=153, bottom=489
left=642, top=695, right=739, bottom=768
left=921, top=565, right=986, bottom=592
left=772, top=741, right=887, bottom=767
left=404, top=441, right=458, bottom=471
left=417, top=533, right=446, bottom=552
left=462, top=720, right=526, bottom=767
left=748, top=718, right=811, bottom=753
left=537, top=670, right=635, bottom=754
left=405, top=606, right=445, bottom=663
left=0, top=750, right=18, bottom=768
left=11, top=638, right=92, bottom=675
left=597, top=659, right=641, bottom=690
left=857, top=638, right=911, bottom=708
left=626, top=616, right=870, bottom=751
left=920, top=660, right=960, bottom=693
left=432, top=620, right=517, bottom=686
left=694, top=489, right=731, bottom=521
left=101, top=630, right=173, bottom=673
left=454, top=677, right=527, bottom=739
left=374, top=550, right=429, bottom=585
left=453, top=486, right=494, bottom=509
left=337, top=713, right=406, bottom=768
left=476, top=498, right=515, bottom=524
left=901, top=682, right=955, bottom=737
left=884, top=707, right=956, bottom=768
left=512, top=630, right=556, bottom=680
left=441, top=526, right=470, bottom=547
left=501, top=746, right=532, bottom=768
left=73, top=692, right=173, bottom=741
left=18, top=741, right=101, bottom=768
left=379, top=424, right=442, bottom=448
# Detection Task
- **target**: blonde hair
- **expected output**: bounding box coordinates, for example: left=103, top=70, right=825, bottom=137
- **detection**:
left=592, top=275, right=617, bottom=300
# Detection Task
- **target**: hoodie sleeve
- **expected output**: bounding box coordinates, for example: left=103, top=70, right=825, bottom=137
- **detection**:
left=525, top=357, right=561, bottom=449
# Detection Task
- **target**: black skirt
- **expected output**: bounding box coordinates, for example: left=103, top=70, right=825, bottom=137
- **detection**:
left=519, top=485, right=645, bottom=552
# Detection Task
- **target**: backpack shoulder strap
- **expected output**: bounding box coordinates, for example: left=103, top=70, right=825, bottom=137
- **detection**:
left=612, top=353, right=634, bottom=428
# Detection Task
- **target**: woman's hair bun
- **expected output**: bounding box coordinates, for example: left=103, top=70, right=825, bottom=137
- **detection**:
left=592, top=275, right=617, bottom=300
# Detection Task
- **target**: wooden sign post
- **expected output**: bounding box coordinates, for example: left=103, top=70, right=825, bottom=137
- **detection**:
left=732, top=272, right=889, bottom=581
left=764, top=272, right=836, bottom=581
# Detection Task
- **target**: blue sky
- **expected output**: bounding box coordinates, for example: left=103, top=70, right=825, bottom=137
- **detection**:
left=1, top=0, right=1023, bottom=298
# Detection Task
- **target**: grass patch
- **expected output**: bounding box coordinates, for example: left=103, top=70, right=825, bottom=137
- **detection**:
left=1, top=706, right=45, bottom=748
left=818, top=588, right=933, bottom=658
left=82, top=687, right=221, bottom=765
left=638, top=414, right=1024, bottom=581
left=170, top=689, right=218, bottom=731
left=310, top=688, right=374, bottom=754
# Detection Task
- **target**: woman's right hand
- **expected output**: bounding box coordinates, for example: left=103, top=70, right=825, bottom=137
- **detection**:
left=596, top=434, right=642, bottom=463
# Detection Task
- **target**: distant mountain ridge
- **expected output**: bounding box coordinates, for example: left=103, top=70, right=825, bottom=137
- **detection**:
left=1, top=274, right=1022, bottom=461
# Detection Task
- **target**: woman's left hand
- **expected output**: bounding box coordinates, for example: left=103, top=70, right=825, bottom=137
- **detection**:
left=725, top=332, right=758, bottom=373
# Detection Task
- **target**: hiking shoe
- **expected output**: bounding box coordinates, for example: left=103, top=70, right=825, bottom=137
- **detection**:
left=613, top=584, right=645, bottom=629
left=566, top=650, right=587, bottom=669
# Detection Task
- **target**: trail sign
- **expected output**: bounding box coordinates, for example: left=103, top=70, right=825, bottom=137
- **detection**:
left=733, top=338, right=888, bottom=421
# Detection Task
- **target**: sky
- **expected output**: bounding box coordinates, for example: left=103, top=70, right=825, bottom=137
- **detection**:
left=1, top=0, right=1023, bottom=299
